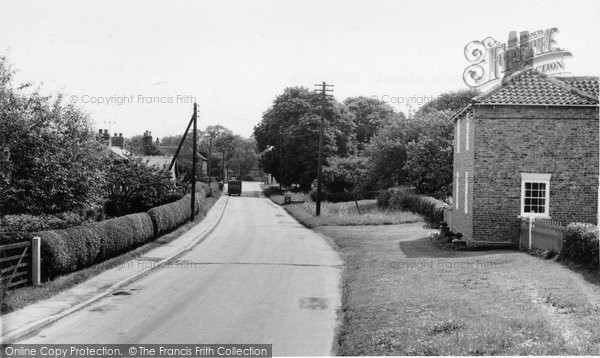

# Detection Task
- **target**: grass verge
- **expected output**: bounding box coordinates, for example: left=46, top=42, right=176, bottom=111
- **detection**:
left=0, top=191, right=221, bottom=315
left=316, top=224, right=600, bottom=355
left=282, top=200, right=422, bottom=228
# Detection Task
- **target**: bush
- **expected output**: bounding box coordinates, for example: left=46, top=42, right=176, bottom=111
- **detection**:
left=147, top=195, right=199, bottom=237
left=263, top=186, right=283, bottom=198
left=0, top=213, right=85, bottom=244
left=559, top=223, right=599, bottom=268
left=388, top=190, right=445, bottom=224
left=377, top=190, right=392, bottom=208
left=38, top=212, right=154, bottom=279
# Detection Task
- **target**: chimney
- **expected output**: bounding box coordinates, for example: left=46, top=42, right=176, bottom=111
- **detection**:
left=112, top=132, right=124, bottom=149
left=142, top=130, right=153, bottom=149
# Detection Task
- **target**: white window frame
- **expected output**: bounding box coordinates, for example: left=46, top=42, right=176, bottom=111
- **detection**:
left=456, top=118, right=460, bottom=153
left=465, top=116, right=470, bottom=151
left=520, top=173, right=551, bottom=219
left=455, top=172, right=460, bottom=210
left=464, top=172, right=468, bottom=214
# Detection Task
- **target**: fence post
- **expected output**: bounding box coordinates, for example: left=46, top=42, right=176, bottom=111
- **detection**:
left=32, top=236, right=41, bottom=286
left=528, top=217, right=533, bottom=250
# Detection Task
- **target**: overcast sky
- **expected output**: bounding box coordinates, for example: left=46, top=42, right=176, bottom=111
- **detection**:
left=1, top=0, right=599, bottom=139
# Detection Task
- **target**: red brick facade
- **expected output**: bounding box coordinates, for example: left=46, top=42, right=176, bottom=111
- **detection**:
left=449, top=71, right=599, bottom=245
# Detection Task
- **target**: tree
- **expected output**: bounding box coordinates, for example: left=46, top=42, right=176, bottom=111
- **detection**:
left=322, top=156, right=373, bottom=193
left=228, top=136, right=258, bottom=178
left=254, top=87, right=356, bottom=189
left=343, top=96, right=403, bottom=152
left=403, top=110, right=454, bottom=198
left=104, top=155, right=175, bottom=216
left=415, top=88, right=479, bottom=116
left=0, top=57, right=109, bottom=215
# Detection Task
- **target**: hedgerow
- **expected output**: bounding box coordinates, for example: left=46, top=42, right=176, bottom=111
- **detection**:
left=38, top=212, right=154, bottom=279
left=147, top=194, right=200, bottom=237
left=388, top=189, right=445, bottom=224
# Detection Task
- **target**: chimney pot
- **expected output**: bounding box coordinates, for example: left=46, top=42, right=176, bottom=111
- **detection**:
left=119, top=133, right=122, bottom=137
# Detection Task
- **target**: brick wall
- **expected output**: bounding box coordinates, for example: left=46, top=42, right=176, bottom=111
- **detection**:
left=472, top=105, right=599, bottom=244
left=451, top=108, right=475, bottom=241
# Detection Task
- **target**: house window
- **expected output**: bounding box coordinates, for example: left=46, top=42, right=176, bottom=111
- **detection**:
left=455, top=172, right=460, bottom=210
left=520, top=173, right=551, bottom=218
left=456, top=118, right=460, bottom=153
left=465, top=117, right=470, bottom=151
left=464, top=172, right=468, bottom=214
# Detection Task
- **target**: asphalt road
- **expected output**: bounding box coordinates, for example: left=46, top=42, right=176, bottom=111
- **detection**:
left=19, top=182, right=343, bottom=356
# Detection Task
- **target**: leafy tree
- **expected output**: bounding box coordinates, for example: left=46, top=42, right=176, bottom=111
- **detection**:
left=343, top=96, right=403, bottom=151
left=104, top=155, right=175, bottom=216
left=322, top=156, right=373, bottom=193
left=0, top=57, right=109, bottom=215
left=228, top=136, right=258, bottom=178
left=126, top=134, right=161, bottom=156
left=254, top=87, right=356, bottom=189
left=403, top=110, right=454, bottom=198
left=416, top=88, right=479, bottom=116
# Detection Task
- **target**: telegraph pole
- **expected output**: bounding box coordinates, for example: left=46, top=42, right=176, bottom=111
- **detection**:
left=104, top=121, right=116, bottom=146
left=207, top=135, right=213, bottom=185
left=314, top=81, right=333, bottom=216
left=190, top=103, right=198, bottom=222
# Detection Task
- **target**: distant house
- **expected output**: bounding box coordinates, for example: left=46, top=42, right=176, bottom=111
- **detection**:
left=140, top=156, right=177, bottom=181
left=447, top=69, right=599, bottom=246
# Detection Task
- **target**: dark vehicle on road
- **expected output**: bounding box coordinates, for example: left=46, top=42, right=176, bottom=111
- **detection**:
left=227, top=180, right=242, bottom=196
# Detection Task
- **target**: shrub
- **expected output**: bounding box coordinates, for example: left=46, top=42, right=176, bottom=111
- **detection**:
left=0, top=213, right=85, bottom=244
left=263, top=186, right=283, bottom=198
left=38, top=212, right=154, bottom=279
left=147, top=195, right=199, bottom=237
left=388, top=190, right=445, bottom=224
left=559, top=223, right=599, bottom=268
left=377, top=190, right=392, bottom=208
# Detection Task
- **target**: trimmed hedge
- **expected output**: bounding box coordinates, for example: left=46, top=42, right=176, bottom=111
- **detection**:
left=559, top=223, right=599, bottom=268
left=38, top=212, right=154, bottom=279
left=147, top=194, right=200, bottom=237
left=0, top=213, right=85, bottom=244
left=389, top=190, right=445, bottom=224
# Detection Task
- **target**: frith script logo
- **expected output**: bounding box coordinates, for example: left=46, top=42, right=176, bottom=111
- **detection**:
left=463, top=28, right=572, bottom=88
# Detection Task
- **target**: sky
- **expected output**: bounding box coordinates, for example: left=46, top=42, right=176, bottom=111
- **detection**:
left=1, top=0, right=599, bottom=139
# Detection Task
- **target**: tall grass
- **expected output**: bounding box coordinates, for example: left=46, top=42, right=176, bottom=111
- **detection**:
left=284, top=200, right=422, bottom=228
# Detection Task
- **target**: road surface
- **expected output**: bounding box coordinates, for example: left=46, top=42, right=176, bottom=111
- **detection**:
left=18, top=182, right=343, bottom=356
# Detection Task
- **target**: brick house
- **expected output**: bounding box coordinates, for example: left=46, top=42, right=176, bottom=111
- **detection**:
left=447, top=69, right=599, bottom=246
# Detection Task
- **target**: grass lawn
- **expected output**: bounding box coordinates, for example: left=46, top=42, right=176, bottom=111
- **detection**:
left=315, top=223, right=600, bottom=355
left=0, top=192, right=221, bottom=315
left=281, top=200, right=422, bottom=228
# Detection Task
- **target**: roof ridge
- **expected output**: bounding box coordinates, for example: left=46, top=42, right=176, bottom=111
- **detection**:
left=473, top=69, right=598, bottom=105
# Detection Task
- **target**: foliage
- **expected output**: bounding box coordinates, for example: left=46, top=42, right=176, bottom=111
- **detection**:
left=559, top=223, right=599, bottom=269
left=262, top=186, right=283, bottom=198
left=403, top=110, right=454, bottom=198
left=104, top=155, right=175, bottom=217
left=388, top=189, right=445, bottom=224
left=126, top=134, right=162, bottom=156
left=322, top=156, right=373, bottom=194
left=366, top=106, right=454, bottom=197
left=147, top=194, right=200, bottom=237
left=0, top=57, right=109, bottom=215
left=343, top=96, right=403, bottom=152
left=38, top=212, right=154, bottom=280
left=0, top=212, right=85, bottom=244
left=415, top=88, right=479, bottom=116
left=253, top=87, right=356, bottom=189
left=376, top=190, right=392, bottom=208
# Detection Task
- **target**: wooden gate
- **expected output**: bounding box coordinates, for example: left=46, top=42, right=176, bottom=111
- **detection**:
left=0, top=238, right=40, bottom=289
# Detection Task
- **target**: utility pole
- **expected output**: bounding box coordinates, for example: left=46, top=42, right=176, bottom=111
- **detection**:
left=104, top=121, right=116, bottom=146
left=190, top=103, right=198, bottom=222
left=207, top=135, right=212, bottom=185
left=278, top=136, right=283, bottom=190
left=314, top=81, right=333, bottom=216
